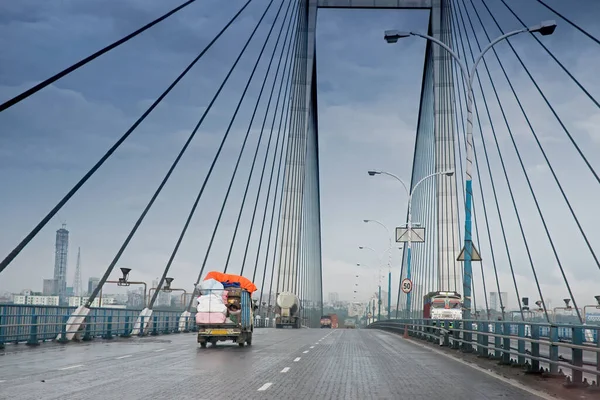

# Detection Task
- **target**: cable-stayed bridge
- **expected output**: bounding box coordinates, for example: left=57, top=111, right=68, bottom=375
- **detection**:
left=1, top=0, right=599, bottom=398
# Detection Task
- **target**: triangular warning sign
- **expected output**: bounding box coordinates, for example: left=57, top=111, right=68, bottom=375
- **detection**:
left=457, top=244, right=482, bottom=261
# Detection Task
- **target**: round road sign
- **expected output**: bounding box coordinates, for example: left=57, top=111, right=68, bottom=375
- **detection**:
left=401, top=278, right=413, bottom=294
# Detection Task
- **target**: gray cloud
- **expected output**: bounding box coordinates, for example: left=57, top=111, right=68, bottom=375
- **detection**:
left=0, top=1, right=598, bottom=314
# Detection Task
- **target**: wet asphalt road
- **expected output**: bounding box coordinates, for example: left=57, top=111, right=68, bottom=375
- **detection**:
left=0, top=328, right=548, bottom=399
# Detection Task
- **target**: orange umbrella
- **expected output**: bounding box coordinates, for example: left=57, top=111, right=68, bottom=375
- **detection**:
left=204, top=271, right=257, bottom=294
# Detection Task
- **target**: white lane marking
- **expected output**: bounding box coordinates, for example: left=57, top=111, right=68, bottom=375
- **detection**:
left=58, top=364, right=83, bottom=371
left=281, top=367, right=290, bottom=373
left=0, top=380, right=5, bottom=383
left=396, top=334, right=556, bottom=400
left=293, top=357, right=301, bottom=362
left=116, top=355, right=132, bottom=359
left=315, top=342, right=319, bottom=344
left=154, top=348, right=166, bottom=352
left=303, top=350, right=309, bottom=354
left=310, top=346, right=314, bottom=349
left=257, top=382, right=272, bottom=391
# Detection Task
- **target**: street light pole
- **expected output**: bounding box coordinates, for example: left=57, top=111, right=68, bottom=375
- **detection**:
left=357, top=248, right=382, bottom=321
left=368, top=169, right=454, bottom=318
left=364, top=219, right=393, bottom=319
left=383, top=20, right=557, bottom=320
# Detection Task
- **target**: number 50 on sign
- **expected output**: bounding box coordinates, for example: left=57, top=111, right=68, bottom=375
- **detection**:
left=401, top=278, right=413, bottom=294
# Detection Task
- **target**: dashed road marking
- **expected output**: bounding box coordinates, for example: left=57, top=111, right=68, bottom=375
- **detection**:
left=303, top=350, right=309, bottom=354
left=116, top=355, right=132, bottom=360
left=315, top=342, right=319, bottom=344
left=293, top=357, right=301, bottom=362
left=310, top=346, right=314, bottom=349
left=0, top=380, right=5, bottom=383
left=281, top=367, right=290, bottom=373
left=258, top=382, right=272, bottom=391
left=154, top=348, right=165, bottom=352
left=58, top=364, right=83, bottom=371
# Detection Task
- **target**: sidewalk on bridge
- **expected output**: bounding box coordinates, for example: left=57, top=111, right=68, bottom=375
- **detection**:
left=396, top=332, right=599, bottom=400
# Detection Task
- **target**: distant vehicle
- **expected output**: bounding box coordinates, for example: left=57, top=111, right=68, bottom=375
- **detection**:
left=344, top=318, right=356, bottom=329
left=320, top=315, right=332, bottom=328
left=330, top=313, right=339, bottom=329
left=423, top=291, right=462, bottom=330
left=275, top=292, right=301, bottom=328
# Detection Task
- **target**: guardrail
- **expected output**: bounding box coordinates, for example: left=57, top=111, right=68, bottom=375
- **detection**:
left=0, top=304, right=197, bottom=347
left=368, top=318, right=600, bottom=387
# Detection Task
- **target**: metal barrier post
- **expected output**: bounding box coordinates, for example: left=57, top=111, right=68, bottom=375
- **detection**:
left=0, top=313, right=4, bottom=350
left=571, top=326, right=583, bottom=384
left=151, top=316, right=159, bottom=336
left=517, top=324, right=526, bottom=365
left=549, top=325, right=559, bottom=374
left=103, top=316, right=113, bottom=340
left=443, top=320, right=450, bottom=347
left=57, top=315, right=69, bottom=343
left=174, top=315, right=180, bottom=333
left=530, top=324, right=540, bottom=372
left=163, top=316, right=170, bottom=334
left=494, top=322, right=502, bottom=359
left=501, top=322, right=511, bottom=365
left=462, top=320, right=472, bottom=353
left=478, top=322, right=487, bottom=357
left=452, top=321, right=460, bottom=350
left=596, top=327, right=600, bottom=387
left=83, top=316, right=93, bottom=341
left=139, top=316, right=145, bottom=337
left=122, top=316, right=131, bottom=337
left=26, top=314, right=39, bottom=346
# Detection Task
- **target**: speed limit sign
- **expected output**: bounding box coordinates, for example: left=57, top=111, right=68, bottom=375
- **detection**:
left=401, top=278, right=413, bottom=294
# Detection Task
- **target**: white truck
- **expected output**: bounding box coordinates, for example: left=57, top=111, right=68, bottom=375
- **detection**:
left=424, top=291, right=462, bottom=332
left=275, top=292, right=300, bottom=329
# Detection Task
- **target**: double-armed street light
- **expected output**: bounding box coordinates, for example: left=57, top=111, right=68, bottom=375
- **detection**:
left=368, top=169, right=454, bottom=316
left=382, top=20, right=556, bottom=322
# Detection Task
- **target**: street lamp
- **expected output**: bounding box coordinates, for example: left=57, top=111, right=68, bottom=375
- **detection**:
left=368, top=169, right=454, bottom=317
left=383, top=20, right=556, bottom=322
left=118, top=268, right=131, bottom=286
left=363, top=219, right=394, bottom=319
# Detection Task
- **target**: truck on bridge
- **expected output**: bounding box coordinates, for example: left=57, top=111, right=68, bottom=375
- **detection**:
left=195, top=272, right=257, bottom=347
left=423, top=291, right=462, bottom=330
left=344, top=318, right=356, bottom=329
left=275, top=292, right=301, bottom=328
left=320, top=315, right=332, bottom=328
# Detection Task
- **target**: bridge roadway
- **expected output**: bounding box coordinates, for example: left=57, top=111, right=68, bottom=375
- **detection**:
left=0, top=328, right=549, bottom=399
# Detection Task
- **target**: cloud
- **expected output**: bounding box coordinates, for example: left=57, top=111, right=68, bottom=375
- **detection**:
left=0, top=0, right=597, bottom=318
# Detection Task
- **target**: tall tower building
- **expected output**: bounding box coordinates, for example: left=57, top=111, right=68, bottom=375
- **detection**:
left=73, top=247, right=82, bottom=297
left=53, top=224, right=69, bottom=304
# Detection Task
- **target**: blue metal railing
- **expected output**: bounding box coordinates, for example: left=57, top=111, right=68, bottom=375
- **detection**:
left=0, top=304, right=197, bottom=347
left=368, top=318, right=600, bottom=386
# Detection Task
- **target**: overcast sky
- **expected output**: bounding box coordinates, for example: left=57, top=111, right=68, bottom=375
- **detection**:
left=1, top=0, right=599, bottom=314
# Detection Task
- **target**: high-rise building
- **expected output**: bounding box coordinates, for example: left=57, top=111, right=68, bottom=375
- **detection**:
left=43, top=279, right=57, bottom=296
left=53, top=224, right=69, bottom=303
left=328, top=292, right=339, bottom=304
left=73, top=247, right=82, bottom=297
left=490, top=292, right=508, bottom=311
left=88, top=277, right=100, bottom=296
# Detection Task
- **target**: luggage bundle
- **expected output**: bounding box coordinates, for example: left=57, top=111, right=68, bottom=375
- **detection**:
left=195, top=271, right=256, bottom=325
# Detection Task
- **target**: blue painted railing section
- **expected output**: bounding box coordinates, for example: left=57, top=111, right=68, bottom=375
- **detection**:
left=0, top=304, right=198, bottom=345
left=368, top=318, right=600, bottom=386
